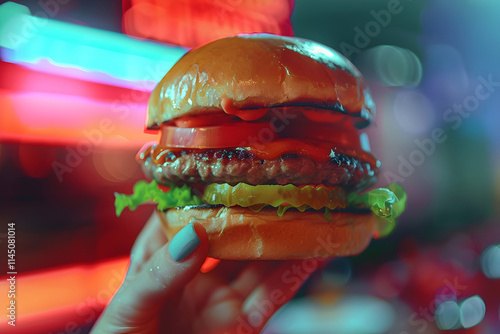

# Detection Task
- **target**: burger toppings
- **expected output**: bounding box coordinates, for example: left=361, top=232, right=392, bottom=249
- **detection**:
left=117, top=104, right=407, bottom=236
left=118, top=105, right=406, bottom=236
left=221, top=97, right=268, bottom=121
left=139, top=147, right=375, bottom=188
left=115, top=34, right=407, bottom=241
left=244, top=139, right=377, bottom=165
left=202, top=183, right=348, bottom=211
left=158, top=121, right=276, bottom=149
left=114, top=179, right=406, bottom=237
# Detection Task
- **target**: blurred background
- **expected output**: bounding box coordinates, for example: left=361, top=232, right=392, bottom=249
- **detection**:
left=0, top=0, right=499, bottom=333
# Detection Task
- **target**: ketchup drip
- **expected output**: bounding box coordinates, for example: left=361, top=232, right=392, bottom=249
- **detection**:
left=221, top=97, right=268, bottom=121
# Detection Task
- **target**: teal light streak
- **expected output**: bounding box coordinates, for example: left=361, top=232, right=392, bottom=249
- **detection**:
left=0, top=2, right=188, bottom=88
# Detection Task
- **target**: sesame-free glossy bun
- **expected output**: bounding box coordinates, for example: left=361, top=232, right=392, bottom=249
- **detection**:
left=147, top=33, right=374, bottom=128
left=158, top=206, right=376, bottom=260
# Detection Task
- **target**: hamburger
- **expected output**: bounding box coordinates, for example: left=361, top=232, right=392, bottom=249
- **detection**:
left=115, top=33, right=406, bottom=260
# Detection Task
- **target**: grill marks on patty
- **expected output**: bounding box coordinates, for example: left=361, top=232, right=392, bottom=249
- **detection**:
left=141, top=148, right=377, bottom=189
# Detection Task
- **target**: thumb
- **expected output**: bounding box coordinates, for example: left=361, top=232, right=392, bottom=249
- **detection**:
left=101, top=222, right=209, bottom=326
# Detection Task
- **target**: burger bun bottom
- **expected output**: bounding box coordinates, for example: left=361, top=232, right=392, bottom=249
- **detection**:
left=158, top=206, right=375, bottom=260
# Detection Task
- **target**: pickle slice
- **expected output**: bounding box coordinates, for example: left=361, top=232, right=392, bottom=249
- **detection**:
left=202, top=183, right=347, bottom=210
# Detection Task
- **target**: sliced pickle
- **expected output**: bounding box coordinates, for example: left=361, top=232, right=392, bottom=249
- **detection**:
left=202, top=183, right=347, bottom=210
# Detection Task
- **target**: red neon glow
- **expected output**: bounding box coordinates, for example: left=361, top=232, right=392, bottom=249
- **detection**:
left=0, top=257, right=128, bottom=334
left=92, top=147, right=141, bottom=183
left=0, top=61, right=156, bottom=146
left=122, top=0, right=295, bottom=48
left=200, top=257, right=221, bottom=273
left=18, top=144, right=56, bottom=178
left=0, top=90, right=156, bottom=146
left=0, top=62, right=150, bottom=103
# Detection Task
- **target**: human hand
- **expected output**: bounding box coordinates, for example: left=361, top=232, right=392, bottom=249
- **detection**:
left=91, top=211, right=325, bottom=334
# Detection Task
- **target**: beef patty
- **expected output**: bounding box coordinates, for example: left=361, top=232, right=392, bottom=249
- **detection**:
left=141, top=147, right=377, bottom=189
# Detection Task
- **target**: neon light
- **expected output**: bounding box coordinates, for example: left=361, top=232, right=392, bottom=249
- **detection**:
left=0, top=2, right=188, bottom=90
left=122, top=0, right=295, bottom=48
left=0, top=61, right=151, bottom=104
left=0, top=257, right=128, bottom=333
left=0, top=90, right=156, bottom=146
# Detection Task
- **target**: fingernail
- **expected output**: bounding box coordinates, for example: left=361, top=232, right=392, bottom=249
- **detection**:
left=169, top=223, right=200, bottom=262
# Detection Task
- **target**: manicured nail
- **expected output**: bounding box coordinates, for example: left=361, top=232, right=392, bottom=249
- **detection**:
left=169, top=223, right=200, bottom=262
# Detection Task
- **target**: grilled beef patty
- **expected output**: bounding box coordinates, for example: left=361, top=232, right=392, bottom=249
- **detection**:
left=141, top=148, right=377, bottom=189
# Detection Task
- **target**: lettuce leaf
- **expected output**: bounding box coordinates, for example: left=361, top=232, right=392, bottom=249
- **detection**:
left=114, top=180, right=203, bottom=216
left=114, top=179, right=406, bottom=237
left=346, top=183, right=407, bottom=236
left=243, top=183, right=407, bottom=234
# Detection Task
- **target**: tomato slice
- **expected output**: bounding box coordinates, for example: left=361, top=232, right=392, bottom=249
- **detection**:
left=159, top=122, right=277, bottom=148
left=281, top=117, right=362, bottom=151
left=174, top=113, right=235, bottom=128
left=157, top=109, right=378, bottom=166
left=157, top=183, right=171, bottom=193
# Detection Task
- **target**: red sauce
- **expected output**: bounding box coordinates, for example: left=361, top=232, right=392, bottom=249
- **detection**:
left=221, top=97, right=267, bottom=121
left=137, top=139, right=378, bottom=169
left=247, top=138, right=378, bottom=166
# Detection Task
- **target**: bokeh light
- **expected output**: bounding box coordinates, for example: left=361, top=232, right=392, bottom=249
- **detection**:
left=480, top=244, right=500, bottom=279
left=421, top=44, right=469, bottom=107
left=265, top=295, right=395, bottom=334
left=460, top=295, right=486, bottom=329
left=356, top=45, right=422, bottom=87
left=321, top=258, right=352, bottom=287
left=92, top=137, right=139, bottom=183
left=435, top=296, right=486, bottom=330
left=392, top=90, right=436, bottom=135
left=435, top=300, right=461, bottom=330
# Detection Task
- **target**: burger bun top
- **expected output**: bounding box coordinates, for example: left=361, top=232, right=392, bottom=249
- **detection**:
left=147, top=33, right=374, bottom=128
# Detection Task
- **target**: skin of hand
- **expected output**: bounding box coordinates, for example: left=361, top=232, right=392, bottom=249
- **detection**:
left=91, top=212, right=327, bottom=334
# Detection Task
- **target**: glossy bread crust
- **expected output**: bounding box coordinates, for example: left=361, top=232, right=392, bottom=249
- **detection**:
left=147, top=34, right=374, bottom=128
left=158, top=206, right=376, bottom=260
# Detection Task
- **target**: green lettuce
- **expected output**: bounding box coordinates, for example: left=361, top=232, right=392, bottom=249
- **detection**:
left=247, top=183, right=407, bottom=235
left=347, top=183, right=407, bottom=236
left=114, top=180, right=203, bottom=216
left=115, top=180, right=406, bottom=237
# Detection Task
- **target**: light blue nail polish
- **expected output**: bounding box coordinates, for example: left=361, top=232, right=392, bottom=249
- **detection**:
left=169, top=223, right=200, bottom=262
